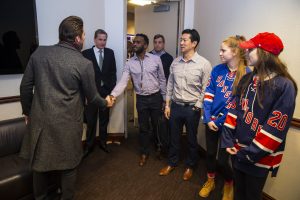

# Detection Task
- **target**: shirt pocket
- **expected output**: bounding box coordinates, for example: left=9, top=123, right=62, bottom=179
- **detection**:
left=173, top=68, right=183, bottom=83
left=186, top=68, right=201, bottom=85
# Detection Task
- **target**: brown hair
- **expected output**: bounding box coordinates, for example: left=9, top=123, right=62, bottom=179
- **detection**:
left=240, top=48, right=298, bottom=107
left=94, top=29, right=107, bottom=39
left=153, top=34, right=165, bottom=43
left=59, top=16, right=83, bottom=43
left=222, top=35, right=248, bottom=95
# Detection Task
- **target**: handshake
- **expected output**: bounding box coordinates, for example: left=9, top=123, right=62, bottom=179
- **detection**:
left=105, top=95, right=116, bottom=107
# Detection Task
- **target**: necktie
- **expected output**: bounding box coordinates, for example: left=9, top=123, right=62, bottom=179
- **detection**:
left=99, top=49, right=103, bottom=71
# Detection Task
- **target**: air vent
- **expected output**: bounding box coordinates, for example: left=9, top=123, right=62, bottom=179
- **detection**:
left=153, top=4, right=170, bottom=12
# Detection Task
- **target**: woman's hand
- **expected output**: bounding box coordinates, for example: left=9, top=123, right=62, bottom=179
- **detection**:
left=226, top=147, right=238, bottom=155
left=208, top=121, right=218, bottom=131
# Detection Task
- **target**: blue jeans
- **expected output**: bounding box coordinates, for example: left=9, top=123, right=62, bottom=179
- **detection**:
left=168, top=102, right=200, bottom=168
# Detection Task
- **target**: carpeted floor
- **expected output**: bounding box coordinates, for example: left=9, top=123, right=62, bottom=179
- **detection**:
left=74, top=124, right=225, bottom=200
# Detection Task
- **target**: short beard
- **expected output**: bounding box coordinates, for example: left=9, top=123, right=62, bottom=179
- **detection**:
left=73, top=42, right=83, bottom=51
left=135, top=47, right=144, bottom=55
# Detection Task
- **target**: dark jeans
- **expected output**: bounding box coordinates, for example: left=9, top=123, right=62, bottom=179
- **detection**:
left=234, top=168, right=268, bottom=200
left=136, top=92, right=163, bottom=155
left=33, top=168, right=77, bottom=200
left=85, top=104, right=110, bottom=149
left=168, top=102, right=200, bottom=168
left=205, top=125, right=233, bottom=181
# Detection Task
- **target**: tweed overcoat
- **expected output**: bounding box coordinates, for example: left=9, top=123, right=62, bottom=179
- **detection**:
left=19, top=42, right=107, bottom=172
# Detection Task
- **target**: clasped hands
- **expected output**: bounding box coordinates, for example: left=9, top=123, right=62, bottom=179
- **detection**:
left=105, top=95, right=116, bottom=107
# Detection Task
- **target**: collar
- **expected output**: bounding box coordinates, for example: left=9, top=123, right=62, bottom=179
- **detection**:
left=179, top=52, right=200, bottom=63
left=151, top=50, right=166, bottom=56
left=133, top=52, right=151, bottom=60
left=93, top=46, right=104, bottom=52
left=57, top=41, right=80, bottom=52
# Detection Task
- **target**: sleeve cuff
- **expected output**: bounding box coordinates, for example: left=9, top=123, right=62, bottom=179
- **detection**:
left=195, top=101, right=203, bottom=109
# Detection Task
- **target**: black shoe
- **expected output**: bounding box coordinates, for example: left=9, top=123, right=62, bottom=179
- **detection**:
left=83, top=147, right=93, bottom=158
left=99, top=141, right=110, bottom=153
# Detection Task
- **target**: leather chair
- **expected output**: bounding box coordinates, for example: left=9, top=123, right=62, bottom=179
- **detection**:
left=0, top=117, right=33, bottom=200
left=0, top=117, right=60, bottom=200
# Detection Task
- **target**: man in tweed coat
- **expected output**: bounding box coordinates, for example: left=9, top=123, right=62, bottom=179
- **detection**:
left=19, top=16, right=113, bottom=200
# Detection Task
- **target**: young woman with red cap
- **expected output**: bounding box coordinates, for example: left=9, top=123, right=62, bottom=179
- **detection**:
left=221, top=32, right=297, bottom=200
left=199, top=35, right=251, bottom=200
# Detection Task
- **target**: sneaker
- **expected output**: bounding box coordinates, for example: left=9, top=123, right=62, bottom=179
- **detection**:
left=199, top=178, right=215, bottom=198
left=222, top=183, right=233, bottom=200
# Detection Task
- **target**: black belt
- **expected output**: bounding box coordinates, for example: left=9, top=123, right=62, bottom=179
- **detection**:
left=173, top=101, right=195, bottom=107
left=136, top=91, right=160, bottom=97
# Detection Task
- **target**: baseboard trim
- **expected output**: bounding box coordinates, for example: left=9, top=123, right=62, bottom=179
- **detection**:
left=263, top=192, right=276, bottom=200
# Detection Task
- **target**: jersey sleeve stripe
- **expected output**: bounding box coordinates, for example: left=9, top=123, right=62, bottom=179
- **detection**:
left=253, top=129, right=282, bottom=152
left=224, top=112, right=237, bottom=129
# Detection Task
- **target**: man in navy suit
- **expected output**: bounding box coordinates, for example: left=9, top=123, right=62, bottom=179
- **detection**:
left=82, top=29, right=117, bottom=156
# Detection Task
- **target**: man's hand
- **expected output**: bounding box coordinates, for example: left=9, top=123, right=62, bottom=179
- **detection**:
left=105, top=96, right=114, bottom=107
left=24, top=115, right=29, bottom=125
left=109, top=95, right=116, bottom=103
left=207, top=121, right=218, bottom=131
left=164, top=106, right=171, bottom=119
left=226, top=147, right=238, bottom=155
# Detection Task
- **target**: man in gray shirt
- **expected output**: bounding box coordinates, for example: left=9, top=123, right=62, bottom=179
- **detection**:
left=159, top=29, right=212, bottom=181
left=111, top=33, right=166, bottom=167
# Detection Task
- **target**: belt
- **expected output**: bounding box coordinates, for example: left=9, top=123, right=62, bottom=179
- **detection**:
left=136, top=91, right=160, bottom=97
left=173, top=101, right=195, bottom=107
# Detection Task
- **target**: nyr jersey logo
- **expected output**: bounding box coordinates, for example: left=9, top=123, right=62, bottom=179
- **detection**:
left=216, top=74, right=234, bottom=99
left=216, top=75, right=223, bottom=83
left=226, top=98, right=236, bottom=109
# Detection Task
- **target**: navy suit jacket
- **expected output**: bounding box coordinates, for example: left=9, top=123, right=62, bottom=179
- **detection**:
left=82, top=47, right=117, bottom=97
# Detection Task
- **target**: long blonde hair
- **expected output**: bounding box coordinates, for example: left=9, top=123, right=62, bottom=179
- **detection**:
left=223, top=35, right=248, bottom=95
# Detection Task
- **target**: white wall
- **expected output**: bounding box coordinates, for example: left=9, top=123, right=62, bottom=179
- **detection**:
left=263, top=127, right=300, bottom=200
left=194, top=0, right=300, bottom=118
left=0, top=0, right=106, bottom=120
left=104, top=0, right=126, bottom=134
left=0, top=74, right=23, bottom=122
left=36, top=0, right=105, bottom=48
left=183, top=0, right=195, bottom=29
left=194, top=1, right=300, bottom=199
left=0, top=0, right=126, bottom=135
left=135, top=2, right=179, bottom=58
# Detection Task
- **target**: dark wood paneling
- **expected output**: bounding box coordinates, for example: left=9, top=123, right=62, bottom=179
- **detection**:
left=0, top=96, right=20, bottom=104
left=291, top=118, right=300, bottom=128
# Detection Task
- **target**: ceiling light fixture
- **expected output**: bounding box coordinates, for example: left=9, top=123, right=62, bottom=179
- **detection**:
left=128, top=0, right=157, bottom=6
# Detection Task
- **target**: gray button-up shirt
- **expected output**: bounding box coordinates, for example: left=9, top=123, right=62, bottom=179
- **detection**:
left=111, top=52, right=166, bottom=98
left=166, top=52, right=212, bottom=108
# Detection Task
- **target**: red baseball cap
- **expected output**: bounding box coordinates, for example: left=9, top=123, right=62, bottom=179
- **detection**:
left=240, top=32, right=284, bottom=55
